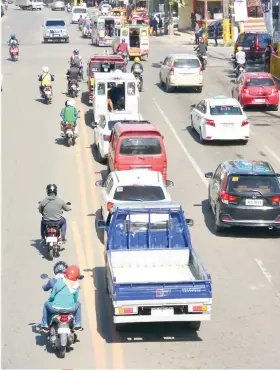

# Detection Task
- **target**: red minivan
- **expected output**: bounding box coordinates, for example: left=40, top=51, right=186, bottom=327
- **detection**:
left=107, top=121, right=168, bottom=181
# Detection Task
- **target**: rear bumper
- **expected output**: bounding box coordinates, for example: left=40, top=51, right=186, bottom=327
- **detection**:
left=170, top=76, right=203, bottom=87
left=114, top=313, right=211, bottom=324
left=241, top=95, right=279, bottom=106
left=219, top=213, right=280, bottom=228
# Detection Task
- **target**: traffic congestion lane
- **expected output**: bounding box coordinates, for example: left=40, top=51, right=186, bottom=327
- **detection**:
left=1, top=7, right=123, bottom=369
left=81, top=36, right=280, bottom=369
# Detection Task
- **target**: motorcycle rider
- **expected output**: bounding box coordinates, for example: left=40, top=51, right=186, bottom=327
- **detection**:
left=131, top=57, right=144, bottom=74
left=38, top=184, right=71, bottom=242
left=40, top=265, right=83, bottom=333
left=235, top=46, right=246, bottom=72
left=42, top=261, right=68, bottom=291
left=60, top=99, right=79, bottom=137
left=66, top=58, right=81, bottom=93
left=194, top=39, right=207, bottom=67
left=78, top=15, right=84, bottom=28
left=70, top=49, right=83, bottom=78
left=8, top=33, right=19, bottom=47
left=38, top=66, right=54, bottom=97
left=117, top=38, right=128, bottom=55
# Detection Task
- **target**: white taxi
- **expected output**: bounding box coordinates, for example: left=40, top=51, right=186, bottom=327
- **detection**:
left=95, top=170, right=173, bottom=222
left=93, top=112, right=144, bottom=163
left=190, top=95, right=249, bottom=144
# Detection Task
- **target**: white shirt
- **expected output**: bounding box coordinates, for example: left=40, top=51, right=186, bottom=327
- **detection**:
left=236, top=51, right=246, bottom=64
left=195, top=13, right=201, bottom=21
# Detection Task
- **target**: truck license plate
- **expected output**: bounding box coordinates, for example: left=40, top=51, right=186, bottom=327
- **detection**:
left=151, top=308, right=174, bottom=316
left=245, top=199, right=263, bottom=206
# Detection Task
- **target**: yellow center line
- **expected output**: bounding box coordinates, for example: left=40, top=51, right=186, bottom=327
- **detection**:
left=78, top=99, right=124, bottom=369
left=73, top=138, right=106, bottom=369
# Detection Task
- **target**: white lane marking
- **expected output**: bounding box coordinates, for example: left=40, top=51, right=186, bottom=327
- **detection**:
left=255, top=258, right=272, bottom=284
left=250, top=131, right=280, bottom=164
left=153, top=98, right=208, bottom=187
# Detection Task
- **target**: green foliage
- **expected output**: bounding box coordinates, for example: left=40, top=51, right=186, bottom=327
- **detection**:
left=169, top=0, right=185, bottom=8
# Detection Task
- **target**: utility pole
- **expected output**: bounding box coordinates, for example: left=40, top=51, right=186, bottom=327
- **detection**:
left=164, top=0, right=169, bottom=34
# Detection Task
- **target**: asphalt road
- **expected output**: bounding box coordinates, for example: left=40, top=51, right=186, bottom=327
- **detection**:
left=2, top=6, right=280, bottom=369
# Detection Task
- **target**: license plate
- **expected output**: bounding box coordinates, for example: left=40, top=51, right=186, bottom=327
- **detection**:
left=57, top=327, right=70, bottom=334
left=107, top=40, right=112, bottom=43
left=151, top=308, right=174, bottom=316
left=245, top=199, right=263, bottom=206
left=45, top=90, right=51, bottom=94
left=66, top=129, right=73, bottom=135
left=46, top=236, right=58, bottom=243
left=255, top=99, right=265, bottom=103
left=72, top=85, right=77, bottom=89
left=223, top=123, right=234, bottom=128
left=53, top=34, right=60, bottom=37
left=244, top=47, right=250, bottom=50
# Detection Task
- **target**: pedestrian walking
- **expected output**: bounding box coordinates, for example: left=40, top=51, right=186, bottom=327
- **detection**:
left=214, top=24, right=218, bottom=46
left=194, top=22, right=200, bottom=45
left=264, top=44, right=272, bottom=72
left=158, top=15, right=163, bottom=34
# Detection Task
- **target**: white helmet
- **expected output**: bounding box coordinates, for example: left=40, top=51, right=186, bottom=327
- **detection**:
left=67, top=99, right=75, bottom=107
left=42, top=66, right=49, bottom=73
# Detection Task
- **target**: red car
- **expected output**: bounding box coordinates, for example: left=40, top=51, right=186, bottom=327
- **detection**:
left=232, top=72, right=279, bottom=111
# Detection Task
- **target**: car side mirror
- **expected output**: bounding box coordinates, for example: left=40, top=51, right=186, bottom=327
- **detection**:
left=95, top=180, right=105, bottom=187
left=166, top=180, right=174, bottom=187
left=185, top=218, right=194, bottom=226
left=190, top=104, right=196, bottom=108
left=40, top=273, right=49, bottom=279
left=97, top=220, right=106, bottom=228
left=205, top=172, right=213, bottom=178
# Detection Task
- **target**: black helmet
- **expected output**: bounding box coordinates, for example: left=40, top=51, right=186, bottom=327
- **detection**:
left=53, top=261, right=68, bottom=275
left=46, top=184, right=57, bottom=195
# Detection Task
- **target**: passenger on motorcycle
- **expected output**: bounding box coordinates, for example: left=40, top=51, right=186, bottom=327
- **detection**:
left=40, top=265, right=83, bottom=333
left=42, top=261, right=69, bottom=291
left=38, top=66, right=54, bottom=97
left=8, top=34, right=19, bottom=47
left=38, top=184, right=71, bottom=242
left=66, top=58, right=81, bottom=92
left=60, top=99, right=79, bottom=136
left=131, top=57, right=144, bottom=74
left=117, top=39, right=128, bottom=54
left=78, top=15, right=84, bottom=27
left=70, top=48, right=82, bottom=65
left=235, top=46, right=246, bottom=70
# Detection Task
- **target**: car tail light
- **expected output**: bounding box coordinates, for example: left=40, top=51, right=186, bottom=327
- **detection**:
left=191, top=305, right=207, bottom=312
left=242, top=87, right=249, bottom=94
left=170, top=66, right=174, bottom=75
left=205, top=119, right=215, bottom=127
left=103, top=135, right=110, bottom=141
left=44, top=87, right=51, bottom=91
left=71, top=80, right=77, bottom=84
left=272, top=87, right=278, bottom=93
left=199, top=66, right=203, bottom=73
left=219, top=192, right=238, bottom=204
left=241, top=120, right=249, bottom=127
left=107, top=202, right=114, bottom=212
left=59, top=315, right=70, bottom=323
left=118, top=307, right=136, bottom=314
left=222, top=216, right=232, bottom=222
left=271, top=196, right=280, bottom=205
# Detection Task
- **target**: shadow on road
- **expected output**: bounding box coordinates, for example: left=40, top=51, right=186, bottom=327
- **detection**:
left=54, top=137, right=69, bottom=146
left=81, top=91, right=90, bottom=107
left=201, top=199, right=280, bottom=239
left=31, top=239, right=48, bottom=259
left=93, top=208, right=104, bottom=244
left=85, top=109, right=94, bottom=129
left=29, top=323, right=54, bottom=354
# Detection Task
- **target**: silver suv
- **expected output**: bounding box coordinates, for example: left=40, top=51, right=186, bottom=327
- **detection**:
left=43, top=19, right=69, bottom=43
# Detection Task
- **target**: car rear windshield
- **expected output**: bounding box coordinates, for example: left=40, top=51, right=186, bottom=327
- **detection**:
left=46, top=20, right=65, bottom=27
left=173, top=59, right=200, bottom=68
left=119, top=137, right=162, bottom=155
left=258, top=34, right=272, bottom=46
left=227, top=175, right=280, bottom=194
left=73, top=8, right=87, bottom=13
left=210, top=105, right=242, bottom=115
left=245, top=78, right=275, bottom=87
left=242, top=33, right=256, bottom=46
left=113, top=185, right=165, bottom=201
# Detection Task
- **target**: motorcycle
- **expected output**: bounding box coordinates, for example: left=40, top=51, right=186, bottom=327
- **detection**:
left=82, top=27, right=91, bottom=38
left=133, top=71, right=143, bottom=92
left=9, top=46, right=19, bottom=61
left=62, top=122, right=77, bottom=147
left=235, top=63, right=246, bottom=77
left=42, top=85, right=52, bottom=104
left=40, top=202, right=71, bottom=260
left=117, top=51, right=129, bottom=65
left=68, top=79, right=79, bottom=98
left=40, top=272, right=84, bottom=358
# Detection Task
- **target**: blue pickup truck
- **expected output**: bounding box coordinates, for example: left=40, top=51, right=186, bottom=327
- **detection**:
left=98, top=201, right=212, bottom=331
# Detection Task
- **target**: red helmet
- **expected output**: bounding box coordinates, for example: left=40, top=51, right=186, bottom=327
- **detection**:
left=65, top=265, right=80, bottom=281
left=200, top=39, right=204, bottom=44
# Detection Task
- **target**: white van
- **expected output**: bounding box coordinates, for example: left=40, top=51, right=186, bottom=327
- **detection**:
left=15, top=0, right=43, bottom=10
left=71, top=6, right=87, bottom=23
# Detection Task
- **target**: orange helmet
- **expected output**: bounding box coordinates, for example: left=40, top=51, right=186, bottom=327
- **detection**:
left=65, top=265, right=80, bottom=281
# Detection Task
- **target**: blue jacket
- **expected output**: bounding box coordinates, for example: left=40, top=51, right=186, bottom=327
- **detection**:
left=42, top=274, right=64, bottom=291
left=131, top=63, right=143, bottom=73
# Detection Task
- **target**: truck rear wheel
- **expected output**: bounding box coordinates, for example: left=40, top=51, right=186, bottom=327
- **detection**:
left=188, top=321, right=201, bottom=331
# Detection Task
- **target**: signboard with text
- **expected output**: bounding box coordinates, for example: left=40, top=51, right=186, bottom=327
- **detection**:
left=234, top=0, right=248, bottom=22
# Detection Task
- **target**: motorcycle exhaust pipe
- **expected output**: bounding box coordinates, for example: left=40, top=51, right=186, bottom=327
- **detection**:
left=268, top=225, right=273, bottom=230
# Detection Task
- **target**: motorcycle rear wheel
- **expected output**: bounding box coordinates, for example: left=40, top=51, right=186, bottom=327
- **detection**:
left=48, top=248, right=54, bottom=261
left=67, top=137, right=72, bottom=147
left=59, top=345, right=66, bottom=358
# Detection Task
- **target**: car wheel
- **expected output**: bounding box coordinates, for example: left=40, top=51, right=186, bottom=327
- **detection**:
left=199, top=128, right=205, bottom=144
left=44, top=38, right=48, bottom=43
left=165, top=79, right=172, bottom=93
left=196, top=86, right=202, bottom=93
left=214, top=208, right=224, bottom=234
left=190, top=116, right=195, bottom=131
left=159, top=73, right=164, bottom=87
left=66, top=38, right=69, bottom=43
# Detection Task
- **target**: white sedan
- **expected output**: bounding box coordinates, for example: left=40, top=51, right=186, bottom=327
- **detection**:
left=93, top=112, right=144, bottom=163
left=190, top=96, right=249, bottom=144
left=95, top=170, right=173, bottom=222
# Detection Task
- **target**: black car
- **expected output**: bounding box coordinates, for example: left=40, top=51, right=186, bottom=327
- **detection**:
left=205, top=160, right=280, bottom=233
left=207, top=20, right=223, bottom=40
